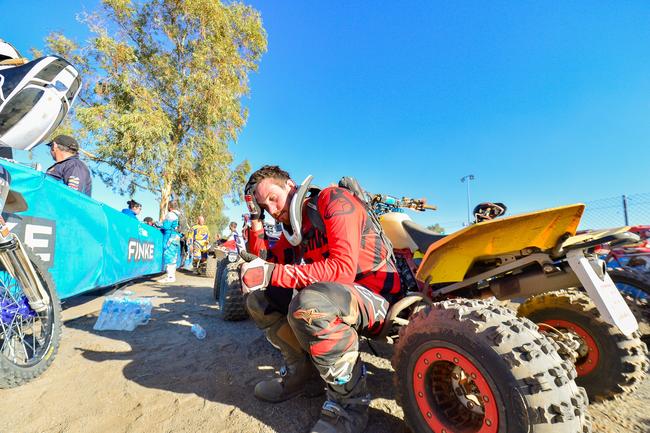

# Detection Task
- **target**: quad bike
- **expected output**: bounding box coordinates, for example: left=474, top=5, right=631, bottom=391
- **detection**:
left=0, top=46, right=81, bottom=387
left=214, top=222, right=279, bottom=321
left=218, top=191, right=647, bottom=432
left=211, top=248, right=247, bottom=322
left=376, top=196, right=647, bottom=411
left=205, top=241, right=228, bottom=281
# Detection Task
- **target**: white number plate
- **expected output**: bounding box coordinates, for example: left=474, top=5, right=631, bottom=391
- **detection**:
left=567, top=250, right=638, bottom=336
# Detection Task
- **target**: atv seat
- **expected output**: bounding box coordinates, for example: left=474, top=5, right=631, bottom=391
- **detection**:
left=402, top=220, right=446, bottom=253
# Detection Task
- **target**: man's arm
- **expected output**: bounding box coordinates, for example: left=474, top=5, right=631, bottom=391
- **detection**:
left=271, top=187, right=365, bottom=289
left=62, top=161, right=90, bottom=193
left=246, top=223, right=296, bottom=264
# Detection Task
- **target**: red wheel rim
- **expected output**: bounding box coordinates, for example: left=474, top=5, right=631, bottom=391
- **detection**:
left=541, top=319, right=599, bottom=376
left=412, top=347, right=499, bottom=433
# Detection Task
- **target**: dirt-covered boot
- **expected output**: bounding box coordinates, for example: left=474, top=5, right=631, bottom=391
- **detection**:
left=310, top=361, right=370, bottom=433
left=253, top=315, right=324, bottom=402
left=254, top=353, right=324, bottom=402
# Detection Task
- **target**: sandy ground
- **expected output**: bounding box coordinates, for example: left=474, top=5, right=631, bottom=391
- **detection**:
left=0, top=271, right=648, bottom=433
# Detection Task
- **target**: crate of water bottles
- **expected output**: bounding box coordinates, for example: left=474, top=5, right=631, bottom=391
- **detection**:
left=93, top=291, right=153, bottom=331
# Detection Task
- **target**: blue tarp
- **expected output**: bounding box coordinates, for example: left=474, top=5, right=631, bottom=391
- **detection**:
left=0, top=159, right=166, bottom=299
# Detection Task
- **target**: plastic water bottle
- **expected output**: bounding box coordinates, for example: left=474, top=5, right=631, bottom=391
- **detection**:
left=137, top=299, right=152, bottom=325
left=94, top=296, right=154, bottom=331
left=93, top=300, right=110, bottom=330
left=191, top=324, right=206, bottom=340
left=115, top=298, right=128, bottom=330
left=123, top=302, right=138, bottom=331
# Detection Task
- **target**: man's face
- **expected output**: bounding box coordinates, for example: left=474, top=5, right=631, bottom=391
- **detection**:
left=254, top=177, right=296, bottom=225
left=47, top=142, right=59, bottom=162
left=197, top=216, right=205, bottom=225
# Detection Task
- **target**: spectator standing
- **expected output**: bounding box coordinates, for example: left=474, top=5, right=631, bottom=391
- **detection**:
left=121, top=199, right=142, bottom=219
left=226, top=221, right=246, bottom=252
left=46, top=135, right=92, bottom=196
left=189, top=216, right=210, bottom=273
left=161, top=201, right=181, bottom=283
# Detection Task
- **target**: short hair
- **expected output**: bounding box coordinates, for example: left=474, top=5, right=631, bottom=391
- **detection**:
left=229, top=221, right=237, bottom=229
left=143, top=216, right=154, bottom=223
left=246, top=165, right=291, bottom=191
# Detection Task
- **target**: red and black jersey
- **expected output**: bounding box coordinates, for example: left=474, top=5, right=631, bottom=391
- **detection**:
left=246, top=187, right=401, bottom=299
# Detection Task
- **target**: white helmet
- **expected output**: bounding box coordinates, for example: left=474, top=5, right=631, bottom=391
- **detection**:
left=0, top=56, right=81, bottom=150
left=0, top=39, right=21, bottom=62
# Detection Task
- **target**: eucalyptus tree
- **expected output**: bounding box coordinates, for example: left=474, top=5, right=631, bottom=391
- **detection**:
left=44, top=0, right=266, bottom=221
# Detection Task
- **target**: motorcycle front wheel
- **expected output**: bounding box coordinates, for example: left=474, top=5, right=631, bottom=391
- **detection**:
left=0, top=249, right=61, bottom=388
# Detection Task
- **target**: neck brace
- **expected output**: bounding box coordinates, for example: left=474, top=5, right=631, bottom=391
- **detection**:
left=282, top=175, right=314, bottom=246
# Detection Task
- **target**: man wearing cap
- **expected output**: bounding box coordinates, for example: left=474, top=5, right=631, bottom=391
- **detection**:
left=46, top=135, right=92, bottom=196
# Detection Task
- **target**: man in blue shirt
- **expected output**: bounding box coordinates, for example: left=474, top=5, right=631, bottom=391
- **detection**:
left=46, top=135, right=92, bottom=196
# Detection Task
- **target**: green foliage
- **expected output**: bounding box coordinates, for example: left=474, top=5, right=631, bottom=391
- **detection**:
left=426, top=223, right=445, bottom=234
left=42, top=0, right=267, bottom=220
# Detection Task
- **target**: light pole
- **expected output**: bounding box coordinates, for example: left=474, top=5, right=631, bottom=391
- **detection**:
left=460, top=174, right=475, bottom=225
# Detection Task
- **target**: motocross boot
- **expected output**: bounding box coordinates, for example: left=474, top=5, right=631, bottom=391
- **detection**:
left=310, top=360, right=370, bottom=433
left=253, top=317, right=324, bottom=403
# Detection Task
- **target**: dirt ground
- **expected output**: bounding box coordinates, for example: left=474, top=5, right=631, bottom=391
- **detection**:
left=1, top=272, right=648, bottom=433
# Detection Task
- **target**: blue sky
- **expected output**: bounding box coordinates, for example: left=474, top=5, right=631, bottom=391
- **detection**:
left=3, top=0, right=650, bottom=234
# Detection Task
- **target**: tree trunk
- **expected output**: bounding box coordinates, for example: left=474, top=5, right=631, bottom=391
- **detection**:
left=159, top=182, right=173, bottom=221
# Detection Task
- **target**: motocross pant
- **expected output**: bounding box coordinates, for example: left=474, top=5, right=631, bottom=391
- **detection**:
left=246, top=282, right=389, bottom=386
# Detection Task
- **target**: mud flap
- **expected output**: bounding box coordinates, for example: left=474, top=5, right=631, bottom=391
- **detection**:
left=566, top=249, right=638, bottom=336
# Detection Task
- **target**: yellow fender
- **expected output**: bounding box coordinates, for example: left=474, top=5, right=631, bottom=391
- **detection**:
left=416, top=204, right=585, bottom=284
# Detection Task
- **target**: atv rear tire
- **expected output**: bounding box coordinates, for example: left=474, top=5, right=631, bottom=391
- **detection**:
left=219, top=262, right=248, bottom=321
left=0, top=250, right=62, bottom=388
left=393, top=298, right=590, bottom=433
left=608, top=267, right=650, bottom=336
left=205, top=256, right=218, bottom=280
left=212, top=257, right=228, bottom=301
left=518, top=289, right=649, bottom=402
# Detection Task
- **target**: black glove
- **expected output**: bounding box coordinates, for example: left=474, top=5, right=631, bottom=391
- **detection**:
left=244, top=181, right=264, bottom=221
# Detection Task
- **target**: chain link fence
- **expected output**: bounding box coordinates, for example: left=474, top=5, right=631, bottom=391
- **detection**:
left=580, top=193, right=650, bottom=229
left=431, top=193, right=650, bottom=233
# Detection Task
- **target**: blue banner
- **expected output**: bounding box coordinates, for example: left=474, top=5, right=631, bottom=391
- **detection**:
left=1, top=159, right=165, bottom=299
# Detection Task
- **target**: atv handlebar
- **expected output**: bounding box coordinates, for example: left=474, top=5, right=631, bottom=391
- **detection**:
left=369, top=194, right=436, bottom=212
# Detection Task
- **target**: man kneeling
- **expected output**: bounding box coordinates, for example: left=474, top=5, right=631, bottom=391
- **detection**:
left=241, top=165, right=401, bottom=433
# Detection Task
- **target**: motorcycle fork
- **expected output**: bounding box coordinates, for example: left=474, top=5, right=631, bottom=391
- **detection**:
left=0, top=233, right=50, bottom=312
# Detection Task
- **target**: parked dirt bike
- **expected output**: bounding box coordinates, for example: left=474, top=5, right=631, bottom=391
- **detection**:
left=598, top=225, right=650, bottom=270
left=0, top=51, right=81, bottom=387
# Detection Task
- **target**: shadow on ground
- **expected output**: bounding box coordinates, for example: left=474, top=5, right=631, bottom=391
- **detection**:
left=65, top=274, right=406, bottom=433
